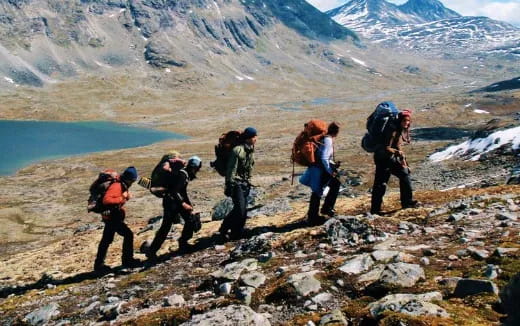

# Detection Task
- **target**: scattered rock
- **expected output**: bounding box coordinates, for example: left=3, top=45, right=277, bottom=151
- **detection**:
left=438, top=277, right=462, bottom=289
left=212, top=198, right=234, bottom=221
left=325, top=216, right=386, bottom=246
left=377, top=263, right=425, bottom=288
left=249, top=198, right=292, bottom=217
left=483, top=265, right=499, bottom=279
left=371, top=250, right=400, bottom=263
left=311, top=292, right=334, bottom=307
left=139, top=240, right=152, bottom=254
left=447, top=213, right=465, bottom=222
left=453, top=279, right=499, bottom=297
left=287, top=271, right=322, bottom=297
left=231, top=233, right=275, bottom=260
left=99, top=302, right=122, bottom=321
left=211, top=259, right=258, bottom=281
left=493, top=247, right=519, bottom=257
left=163, top=294, right=185, bottom=307
left=496, top=212, right=517, bottom=221
left=240, top=272, right=267, bottom=288
left=468, top=247, right=490, bottom=260
left=423, top=248, right=437, bottom=256
left=420, top=257, right=430, bottom=266
left=319, top=309, right=348, bottom=325
left=182, top=305, right=271, bottom=326
left=24, top=303, right=60, bottom=325
left=368, top=292, right=448, bottom=319
left=237, top=286, right=256, bottom=305
left=339, top=254, right=374, bottom=275
left=219, top=282, right=233, bottom=296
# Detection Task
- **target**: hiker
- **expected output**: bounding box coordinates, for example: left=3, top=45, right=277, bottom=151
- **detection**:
left=217, top=127, right=257, bottom=241
left=94, top=166, right=139, bottom=272
left=146, top=156, right=203, bottom=259
left=370, top=109, right=418, bottom=214
left=300, top=122, right=341, bottom=225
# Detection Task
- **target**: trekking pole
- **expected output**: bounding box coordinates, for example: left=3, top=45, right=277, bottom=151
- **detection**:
left=291, top=160, right=295, bottom=186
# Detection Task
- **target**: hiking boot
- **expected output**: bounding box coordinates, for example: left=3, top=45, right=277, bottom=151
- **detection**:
left=177, top=241, right=195, bottom=254
left=320, top=208, right=336, bottom=217
left=307, top=215, right=326, bottom=226
left=93, top=264, right=111, bottom=274
left=402, top=200, right=420, bottom=209
left=122, top=258, right=141, bottom=269
left=214, top=232, right=229, bottom=245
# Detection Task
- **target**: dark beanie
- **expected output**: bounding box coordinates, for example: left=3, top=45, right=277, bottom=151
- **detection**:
left=243, top=127, right=257, bottom=139
left=121, top=166, right=138, bottom=182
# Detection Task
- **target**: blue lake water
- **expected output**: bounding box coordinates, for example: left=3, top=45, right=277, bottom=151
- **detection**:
left=0, top=120, right=186, bottom=176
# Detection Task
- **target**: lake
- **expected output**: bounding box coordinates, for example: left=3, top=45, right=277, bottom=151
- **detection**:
left=0, top=120, right=186, bottom=176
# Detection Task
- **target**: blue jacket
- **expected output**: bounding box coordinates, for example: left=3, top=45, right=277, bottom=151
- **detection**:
left=299, top=136, right=334, bottom=196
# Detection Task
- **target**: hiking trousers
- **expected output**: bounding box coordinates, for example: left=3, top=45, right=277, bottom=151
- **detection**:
left=149, top=196, right=194, bottom=255
left=220, top=182, right=250, bottom=239
left=94, top=210, right=134, bottom=267
left=371, top=158, right=413, bottom=214
left=322, top=175, right=341, bottom=213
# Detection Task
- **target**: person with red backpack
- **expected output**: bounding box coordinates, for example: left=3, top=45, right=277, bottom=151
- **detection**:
left=300, top=122, right=341, bottom=225
left=94, top=166, right=139, bottom=273
left=217, top=127, right=257, bottom=241
left=146, top=156, right=203, bottom=259
left=370, top=110, right=418, bottom=215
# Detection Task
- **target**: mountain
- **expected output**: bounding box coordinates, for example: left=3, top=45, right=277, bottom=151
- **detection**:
left=0, top=0, right=359, bottom=86
left=327, top=0, right=520, bottom=59
left=399, top=0, right=460, bottom=22
left=327, top=0, right=421, bottom=27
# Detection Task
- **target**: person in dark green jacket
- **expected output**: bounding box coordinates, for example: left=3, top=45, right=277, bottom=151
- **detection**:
left=218, top=127, right=257, bottom=241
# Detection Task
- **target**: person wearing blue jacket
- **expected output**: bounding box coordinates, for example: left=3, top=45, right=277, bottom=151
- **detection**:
left=300, top=122, right=341, bottom=225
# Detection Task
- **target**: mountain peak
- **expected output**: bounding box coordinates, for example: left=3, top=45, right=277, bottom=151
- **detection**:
left=399, top=0, right=461, bottom=21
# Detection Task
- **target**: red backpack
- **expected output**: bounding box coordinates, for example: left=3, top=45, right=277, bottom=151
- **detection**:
left=292, top=119, right=327, bottom=166
left=211, top=130, right=242, bottom=176
left=87, top=169, right=119, bottom=213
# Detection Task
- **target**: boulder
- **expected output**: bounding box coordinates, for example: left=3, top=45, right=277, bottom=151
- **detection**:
left=240, top=272, right=267, bottom=288
left=211, top=259, right=258, bottom=281
left=377, top=263, right=425, bottom=288
left=453, top=279, right=499, bottom=297
left=182, top=305, right=270, bottom=326
left=287, top=271, right=322, bottom=297
left=163, top=294, right=185, bottom=307
left=24, top=303, right=60, bottom=325
left=371, top=250, right=400, bottom=263
left=368, top=292, right=448, bottom=319
left=249, top=198, right=292, bottom=217
left=319, top=309, right=348, bottom=325
left=338, top=254, right=374, bottom=275
left=237, top=286, right=256, bottom=305
left=212, top=198, right=234, bottom=221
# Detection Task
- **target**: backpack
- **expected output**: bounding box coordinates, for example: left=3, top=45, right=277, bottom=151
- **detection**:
left=87, top=169, right=119, bottom=213
left=149, top=153, right=187, bottom=197
left=292, top=119, right=328, bottom=167
left=361, top=101, right=400, bottom=153
left=211, top=130, right=242, bottom=176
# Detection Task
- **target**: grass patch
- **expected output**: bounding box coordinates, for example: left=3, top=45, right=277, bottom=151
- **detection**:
left=116, top=307, right=190, bottom=326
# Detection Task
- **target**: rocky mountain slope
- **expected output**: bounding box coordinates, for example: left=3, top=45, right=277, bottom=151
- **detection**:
left=0, top=0, right=361, bottom=87
left=0, top=179, right=518, bottom=325
left=327, top=0, right=520, bottom=59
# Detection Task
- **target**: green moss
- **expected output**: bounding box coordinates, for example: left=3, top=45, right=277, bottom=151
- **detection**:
left=118, top=307, right=190, bottom=326
left=379, top=312, right=452, bottom=326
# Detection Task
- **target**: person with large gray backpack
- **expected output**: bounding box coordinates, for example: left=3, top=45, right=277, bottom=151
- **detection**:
left=362, top=102, right=418, bottom=214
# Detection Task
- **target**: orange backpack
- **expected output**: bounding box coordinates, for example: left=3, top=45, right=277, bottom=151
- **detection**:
left=292, top=119, right=328, bottom=167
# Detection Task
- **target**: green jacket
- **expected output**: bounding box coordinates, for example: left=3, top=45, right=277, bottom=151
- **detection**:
left=226, top=144, right=255, bottom=187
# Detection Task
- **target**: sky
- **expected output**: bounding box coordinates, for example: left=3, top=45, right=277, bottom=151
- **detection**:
left=306, top=0, right=520, bottom=26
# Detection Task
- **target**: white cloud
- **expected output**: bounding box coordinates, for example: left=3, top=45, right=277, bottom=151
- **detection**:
left=306, top=0, right=345, bottom=11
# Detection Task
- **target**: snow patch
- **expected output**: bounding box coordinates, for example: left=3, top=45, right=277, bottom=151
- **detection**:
left=464, top=103, right=472, bottom=108
left=473, top=109, right=489, bottom=114
left=244, top=75, right=254, bottom=80
left=430, top=126, right=520, bottom=162
left=350, top=57, right=367, bottom=67
left=165, top=68, right=171, bottom=73
left=4, top=77, right=14, bottom=84
left=235, top=76, right=244, bottom=81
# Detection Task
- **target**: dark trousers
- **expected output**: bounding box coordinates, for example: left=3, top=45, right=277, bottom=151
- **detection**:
left=149, top=196, right=194, bottom=255
left=219, top=182, right=250, bottom=238
left=94, top=210, right=134, bottom=267
left=371, top=158, right=413, bottom=213
left=322, top=175, right=341, bottom=212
